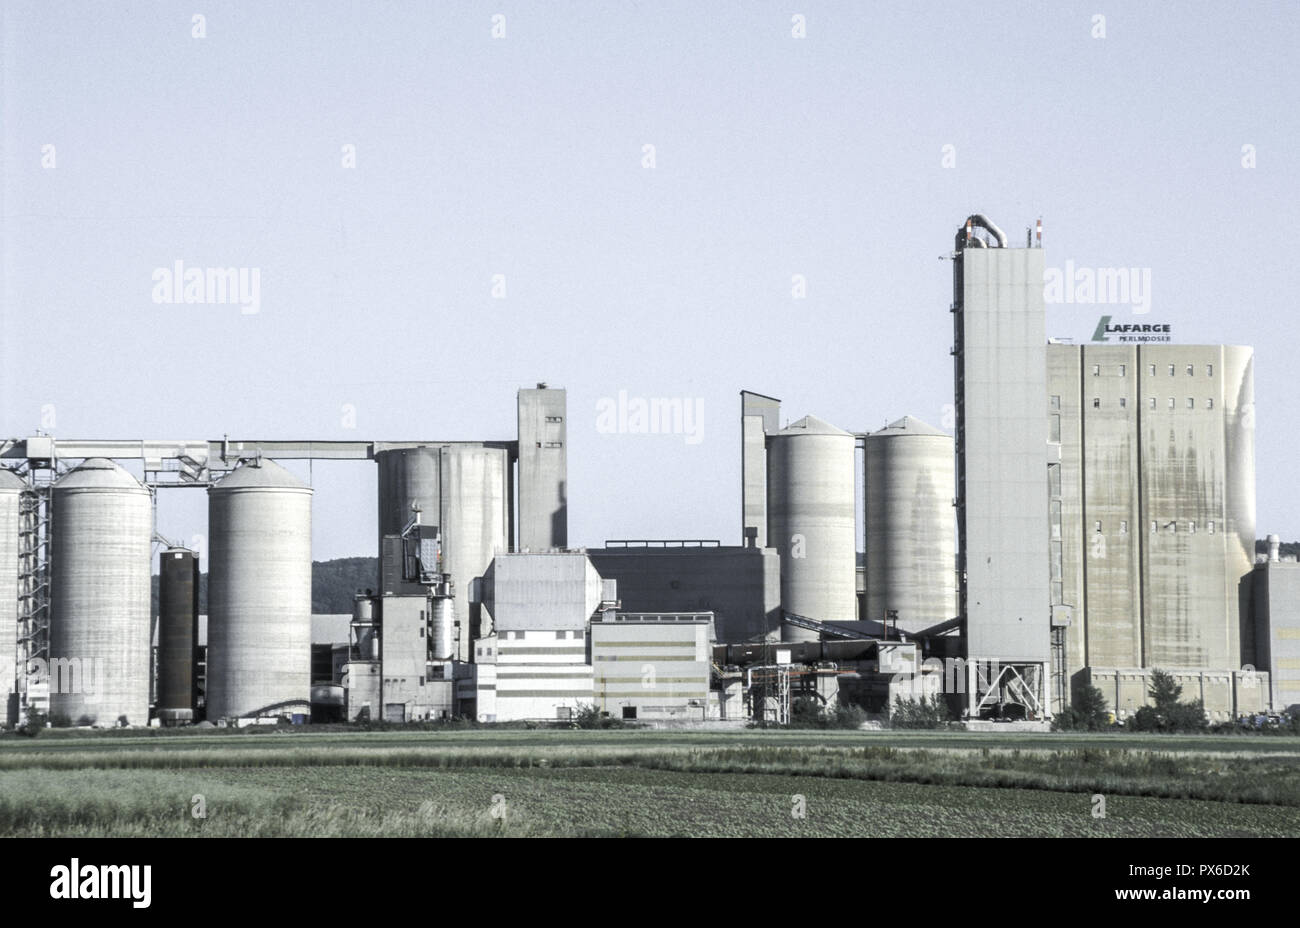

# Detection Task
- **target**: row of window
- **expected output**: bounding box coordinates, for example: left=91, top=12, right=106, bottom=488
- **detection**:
left=1088, top=397, right=1215, bottom=410
left=1091, top=363, right=1214, bottom=378
left=501, top=630, right=584, bottom=640
left=1090, top=520, right=1217, bottom=535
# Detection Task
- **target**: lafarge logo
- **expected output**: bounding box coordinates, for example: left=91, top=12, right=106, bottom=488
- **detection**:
left=1091, top=315, right=1172, bottom=343
left=49, top=858, right=151, bottom=908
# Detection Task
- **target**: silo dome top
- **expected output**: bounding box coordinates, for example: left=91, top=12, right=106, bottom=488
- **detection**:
left=870, top=415, right=949, bottom=438
left=55, top=457, right=146, bottom=491
left=213, top=458, right=311, bottom=491
left=0, top=468, right=26, bottom=491
left=775, top=414, right=852, bottom=437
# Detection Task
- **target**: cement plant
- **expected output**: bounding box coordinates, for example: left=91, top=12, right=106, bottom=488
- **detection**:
left=3, top=214, right=1295, bottom=734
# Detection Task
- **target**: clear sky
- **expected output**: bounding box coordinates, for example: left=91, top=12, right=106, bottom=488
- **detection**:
left=4, top=1, right=1298, bottom=561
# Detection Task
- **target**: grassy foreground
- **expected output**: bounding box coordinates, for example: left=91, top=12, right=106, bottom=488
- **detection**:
left=3, top=728, right=1299, bottom=837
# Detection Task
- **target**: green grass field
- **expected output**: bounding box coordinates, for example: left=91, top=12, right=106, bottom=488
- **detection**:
left=3, top=728, right=1298, bottom=837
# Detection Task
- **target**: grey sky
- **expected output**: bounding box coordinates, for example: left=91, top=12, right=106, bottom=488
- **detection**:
left=4, top=1, right=1297, bottom=561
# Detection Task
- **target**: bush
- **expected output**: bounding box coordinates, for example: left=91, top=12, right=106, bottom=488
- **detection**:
left=18, top=709, right=46, bottom=738
left=1126, top=670, right=1209, bottom=733
left=571, top=703, right=625, bottom=729
left=782, top=697, right=868, bottom=730
left=1053, top=684, right=1112, bottom=731
left=890, top=695, right=953, bottom=729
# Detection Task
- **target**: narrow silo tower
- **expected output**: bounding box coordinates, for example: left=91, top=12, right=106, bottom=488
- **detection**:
left=863, top=416, right=957, bottom=633
left=49, top=458, right=152, bottom=726
left=766, top=415, right=856, bottom=641
left=156, top=546, right=199, bottom=722
left=207, top=459, right=312, bottom=719
left=0, top=469, right=25, bottom=726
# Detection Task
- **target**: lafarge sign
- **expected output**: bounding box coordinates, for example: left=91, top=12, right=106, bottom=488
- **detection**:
left=1091, top=315, right=1172, bottom=343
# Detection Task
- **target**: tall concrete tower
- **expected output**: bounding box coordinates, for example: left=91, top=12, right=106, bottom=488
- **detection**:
left=952, top=214, right=1051, bottom=718
left=517, top=385, right=567, bottom=551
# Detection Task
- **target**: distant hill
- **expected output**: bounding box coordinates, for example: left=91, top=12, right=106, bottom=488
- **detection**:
left=151, top=556, right=379, bottom=615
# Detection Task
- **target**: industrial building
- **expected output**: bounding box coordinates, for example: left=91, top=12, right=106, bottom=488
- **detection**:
left=1, top=215, right=1297, bottom=730
left=950, top=215, right=1052, bottom=719
left=1046, top=342, right=1266, bottom=719
left=1250, top=536, right=1300, bottom=712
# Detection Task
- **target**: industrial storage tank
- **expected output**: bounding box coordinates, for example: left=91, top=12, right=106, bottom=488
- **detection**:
left=766, top=415, right=856, bottom=641
left=0, top=469, right=25, bottom=726
left=49, top=458, right=152, bottom=726
left=376, top=445, right=508, bottom=659
left=207, top=459, right=312, bottom=719
left=156, top=547, right=199, bottom=721
left=863, top=416, right=957, bottom=633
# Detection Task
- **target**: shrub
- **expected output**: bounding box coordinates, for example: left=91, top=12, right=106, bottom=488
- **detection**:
left=571, top=703, right=624, bottom=729
left=1126, top=670, right=1209, bottom=733
left=18, top=709, right=46, bottom=738
left=1053, top=684, right=1112, bottom=731
left=890, top=695, right=953, bottom=729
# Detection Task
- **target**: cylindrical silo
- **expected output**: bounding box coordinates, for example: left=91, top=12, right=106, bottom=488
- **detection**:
left=156, top=547, right=199, bottom=721
left=49, top=458, right=152, bottom=726
left=766, top=415, right=856, bottom=641
left=207, top=459, right=312, bottom=719
left=376, top=445, right=508, bottom=660
left=864, top=416, right=957, bottom=633
left=0, top=469, right=25, bottom=727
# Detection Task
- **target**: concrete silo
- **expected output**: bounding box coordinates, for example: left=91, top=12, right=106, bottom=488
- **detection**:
left=49, top=458, right=152, bottom=726
left=863, top=416, right=956, bottom=633
left=156, top=547, right=199, bottom=722
left=376, top=445, right=509, bottom=659
left=0, top=469, right=25, bottom=726
left=207, top=459, right=312, bottom=719
left=766, top=415, right=856, bottom=641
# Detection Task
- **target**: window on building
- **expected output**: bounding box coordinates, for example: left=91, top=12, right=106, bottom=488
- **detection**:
left=1167, top=522, right=1176, bottom=534
left=1189, top=522, right=1196, bottom=534
left=1092, top=364, right=1100, bottom=376
left=1092, top=397, right=1100, bottom=409
left=1187, top=397, right=1194, bottom=409
left=1119, top=364, right=1126, bottom=377
left=1149, top=364, right=1156, bottom=376
left=1050, top=394, right=1061, bottom=410
left=1048, top=464, right=1061, bottom=497
left=1149, top=397, right=1156, bottom=409
left=545, top=415, right=563, bottom=423
left=1093, top=521, right=1102, bottom=533
left=1119, top=397, right=1127, bottom=409
left=1186, top=364, right=1194, bottom=376
left=1208, top=521, right=1216, bottom=534
left=622, top=707, right=638, bottom=720
left=1207, top=364, right=1213, bottom=377
left=1207, top=398, right=1214, bottom=409
left=1151, top=521, right=1158, bottom=533
left=1120, top=521, right=1129, bottom=534
left=556, top=630, right=566, bottom=639
left=1168, top=397, right=1175, bottom=409
left=1050, top=414, right=1061, bottom=442
left=1168, top=364, right=1176, bottom=376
